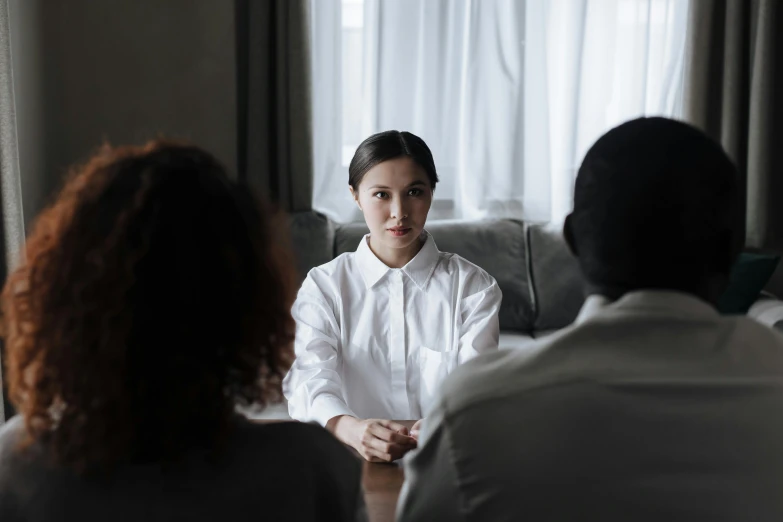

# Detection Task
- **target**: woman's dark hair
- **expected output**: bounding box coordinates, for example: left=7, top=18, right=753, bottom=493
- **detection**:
left=2, top=140, right=296, bottom=474
left=348, top=130, right=439, bottom=190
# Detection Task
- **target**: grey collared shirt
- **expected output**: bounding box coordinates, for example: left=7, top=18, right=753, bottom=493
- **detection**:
left=397, top=291, right=783, bottom=522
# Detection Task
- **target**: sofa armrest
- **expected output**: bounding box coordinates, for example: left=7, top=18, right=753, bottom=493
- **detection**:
left=748, top=298, right=783, bottom=332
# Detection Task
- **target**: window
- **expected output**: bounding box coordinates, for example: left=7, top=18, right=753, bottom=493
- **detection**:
left=341, top=0, right=365, bottom=166
left=312, top=0, right=690, bottom=223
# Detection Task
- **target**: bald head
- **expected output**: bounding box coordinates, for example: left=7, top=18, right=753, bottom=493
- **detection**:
left=566, top=117, right=742, bottom=300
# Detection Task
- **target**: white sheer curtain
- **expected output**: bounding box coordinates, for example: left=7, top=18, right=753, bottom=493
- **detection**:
left=311, top=0, right=689, bottom=223
left=1, top=0, right=26, bottom=425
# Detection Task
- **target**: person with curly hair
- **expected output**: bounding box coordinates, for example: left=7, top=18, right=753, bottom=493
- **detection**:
left=0, top=141, right=365, bottom=522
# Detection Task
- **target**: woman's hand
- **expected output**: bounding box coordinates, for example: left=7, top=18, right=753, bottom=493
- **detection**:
left=410, top=419, right=423, bottom=440
left=329, top=416, right=417, bottom=462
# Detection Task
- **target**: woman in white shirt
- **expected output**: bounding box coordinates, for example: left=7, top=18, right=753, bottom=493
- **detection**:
left=283, top=131, right=501, bottom=462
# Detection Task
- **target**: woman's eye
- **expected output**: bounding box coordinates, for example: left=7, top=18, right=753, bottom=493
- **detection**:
left=408, top=189, right=422, bottom=196
left=373, top=192, right=389, bottom=199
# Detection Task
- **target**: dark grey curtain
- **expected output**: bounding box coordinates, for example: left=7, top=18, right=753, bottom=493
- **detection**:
left=683, top=0, right=783, bottom=250
left=0, top=0, right=26, bottom=423
left=235, top=0, right=313, bottom=212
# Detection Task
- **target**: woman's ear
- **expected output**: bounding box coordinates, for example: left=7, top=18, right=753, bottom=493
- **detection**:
left=349, top=186, right=362, bottom=211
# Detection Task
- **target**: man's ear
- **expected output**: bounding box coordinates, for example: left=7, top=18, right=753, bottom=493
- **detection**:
left=564, top=214, right=578, bottom=257
left=349, top=186, right=361, bottom=211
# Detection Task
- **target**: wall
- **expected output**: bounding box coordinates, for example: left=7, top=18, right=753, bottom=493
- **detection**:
left=9, top=0, right=237, bottom=226
left=7, top=1, right=783, bottom=297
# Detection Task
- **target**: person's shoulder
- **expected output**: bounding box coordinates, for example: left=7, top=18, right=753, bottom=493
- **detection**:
left=246, top=421, right=362, bottom=500
left=438, top=341, right=554, bottom=413
left=293, top=423, right=360, bottom=471
left=437, top=252, right=498, bottom=292
left=258, top=422, right=363, bottom=514
left=641, top=310, right=783, bottom=363
left=0, top=416, right=25, bottom=457
left=435, top=314, right=783, bottom=421
left=298, top=252, right=358, bottom=297
left=0, top=416, right=34, bottom=504
left=438, top=251, right=488, bottom=275
left=726, top=314, right=783, bottom=353
left=305, top=252, right=356, bottom=281
left=237, top=420, right=359, bottom=472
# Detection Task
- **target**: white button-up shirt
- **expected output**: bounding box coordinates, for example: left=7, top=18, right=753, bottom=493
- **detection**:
left=398, top=291, right=783, bottom=521
left=283, top=232, right=502, bottom=425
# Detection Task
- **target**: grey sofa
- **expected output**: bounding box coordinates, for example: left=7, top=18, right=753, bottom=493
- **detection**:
left=254, top=211, right=783, bottom=420
left=289, top=211, right=783, bottom=347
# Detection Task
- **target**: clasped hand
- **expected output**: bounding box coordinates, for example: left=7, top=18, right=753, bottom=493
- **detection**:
left=329, top=416, right=423, bottom=462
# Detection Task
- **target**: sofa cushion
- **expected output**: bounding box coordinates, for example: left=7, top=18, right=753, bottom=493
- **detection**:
left=748, top=297, right=783, bottom=332
left=527, top=223, right=585, bottom=330
left=499, top=332, right=539, bottom=351
left=289, top=211, right=336, bottom=283
left=335, top=219, right=535, bottom=332
left=718, top=253, right=781, bottom=314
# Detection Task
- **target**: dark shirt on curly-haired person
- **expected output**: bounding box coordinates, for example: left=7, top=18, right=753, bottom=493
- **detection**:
left=0, top=415, right=365, bottom=522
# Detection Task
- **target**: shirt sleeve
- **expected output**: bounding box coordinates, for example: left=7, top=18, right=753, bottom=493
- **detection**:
left=457, top=276, right=502, bottom=365
left=396, top=403, right=466, bottom=522
left=283, top=274, right=357, bottom=426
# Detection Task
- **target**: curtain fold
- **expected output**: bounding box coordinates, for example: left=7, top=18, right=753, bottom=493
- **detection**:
left=683, top=0, right=783, bottom=250
left=312, top=0, right=689, bottom=223
left=235, top=0, right=313, bottom=212
left=0, top=0, right=26, bottom=424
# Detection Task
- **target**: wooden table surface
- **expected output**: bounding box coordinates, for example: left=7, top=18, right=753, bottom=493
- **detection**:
left=354, top=420, right=414, bottom=522
left=362, top=459, right=405, bottom=522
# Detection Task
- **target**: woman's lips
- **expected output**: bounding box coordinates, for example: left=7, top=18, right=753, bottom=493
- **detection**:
left=388, top=227, right=412, bottom=237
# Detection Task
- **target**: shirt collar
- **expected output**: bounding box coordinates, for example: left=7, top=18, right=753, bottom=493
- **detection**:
left=355, top=231, right=441, bottom=290
left=575, top=290, right=719, bottom=325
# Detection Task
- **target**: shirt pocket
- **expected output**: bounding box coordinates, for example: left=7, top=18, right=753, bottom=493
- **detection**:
left=419, top=346, right=458, bottom=413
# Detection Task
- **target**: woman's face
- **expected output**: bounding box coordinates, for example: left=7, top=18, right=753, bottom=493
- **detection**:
left=350, top=156, right=433, bottom=257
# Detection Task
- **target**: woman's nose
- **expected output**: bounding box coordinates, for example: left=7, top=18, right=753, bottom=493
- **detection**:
left=390, top=198, right=408, bottom=219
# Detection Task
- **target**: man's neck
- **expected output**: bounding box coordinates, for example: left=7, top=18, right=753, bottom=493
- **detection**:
left=585, top=281, right=722, bottom=307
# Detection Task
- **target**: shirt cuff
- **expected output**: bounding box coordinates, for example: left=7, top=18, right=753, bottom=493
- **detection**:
left=311, top=395, right=357, bottom=427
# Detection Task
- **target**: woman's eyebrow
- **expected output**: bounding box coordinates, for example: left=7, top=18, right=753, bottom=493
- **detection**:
left=366, top=180, right=427, bottom=190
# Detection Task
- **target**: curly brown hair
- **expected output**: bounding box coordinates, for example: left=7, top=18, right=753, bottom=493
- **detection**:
left=2, top=140, right=296, bottom=474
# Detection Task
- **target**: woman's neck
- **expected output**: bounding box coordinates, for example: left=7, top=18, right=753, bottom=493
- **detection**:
left=368, top=235, right=424, bottom=269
